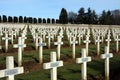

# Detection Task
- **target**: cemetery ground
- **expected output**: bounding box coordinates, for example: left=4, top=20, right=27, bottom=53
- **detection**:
left=0, top=24, right=120, bottom=80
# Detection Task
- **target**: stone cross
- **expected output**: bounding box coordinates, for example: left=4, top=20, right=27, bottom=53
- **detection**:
left=38, top=38, right=46, bottom=64
left=101, top=46, right=113, bottom=80
left=54, top=36, right=63, bottom=60
left=83, top=35, right=91, bottom=55
left=21, top=33, right=27, bottom=51
left=43, top=52, right=63, bottom=80
left=46, top=34, right=53, bottom=49
left=2, top=33, right=11, bottom=52
left=71, top=37, right=78, bottom=59
left=76, top=48, right=91, bottom=80
left=115, top=35, right=120, bottom=53
left=35, top=33, right=40, bottom=50
left=106, top=34, right=111, bottom=50
left=96, top=36, right=102, bottom=55
left=13, top=37, right=26, bottom=66
left=0, top=56, right=24, bottom=80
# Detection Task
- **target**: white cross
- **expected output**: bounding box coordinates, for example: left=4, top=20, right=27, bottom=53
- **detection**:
left=96, top=36, right=102, bottom=55
left=106, top=34, right=111, bottom=50
left=43, top=52, right=63, bottom=80
left=13, top=37, right=26, bottom=66
left=71, top=37, right=78, bottom=59
left=34, top=33, right=40, bottom=50
left=2, top=33, right=11, bottom=52
left=0, top=56, right=24, bottom=80
left=76, top=48, right=91, bottom=80
left=46, top=34, right=53, bottom=49
left=115, top=35, right=120, bottom=53
left=83, top=35, right=91, bottom=55
left=38, top=38, right=46, bottom=64
left=54, top=36, right=63, bottom=60
left=21, top=33, right=27, bottom=51
left=101, top=46, right=113, bottom=80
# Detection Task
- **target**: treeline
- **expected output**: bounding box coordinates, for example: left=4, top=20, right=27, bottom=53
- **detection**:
left=0, top=7, right=120, bottom=25
left=0, top=15, right=59, bottom=24
left=59, top=8, right=120, bottom=25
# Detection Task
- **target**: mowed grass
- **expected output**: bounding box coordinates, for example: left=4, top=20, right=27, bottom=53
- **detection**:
left=0, top=28, right=120, bottom=80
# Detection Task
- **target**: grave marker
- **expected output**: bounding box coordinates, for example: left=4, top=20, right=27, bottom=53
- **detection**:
left=13, top=37, right=26, bottom=66
left=96, top=36, right=102, bottom=55
left=101, top=46, right=113, bottom=80
left=43, top=52, right=63, bottom=80
left=54, top=36, right=63, bottom=60
left=76, top=48, right=91, bottom=80
left=2, top=33, right=11, bottom=52
left=71, top=37, right=78, bottom=59
left=83, top=35, right=91, bottom=55
left=0, top=56, right=24, bottom=80
left=38, top=38, right=46, bottom=64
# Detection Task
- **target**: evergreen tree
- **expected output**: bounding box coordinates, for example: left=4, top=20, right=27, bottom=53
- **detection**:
left=8, top=16, right=13, bottom=22
left=99, top=10, right=106, bottom=24
left=52, top=18, right=55, bottom=24
left=56, top=19, right=59, bottom=23
left=13, top=16, right=18, bottom=23
left=38, top=18, right=42, bottom=23
left=24, top=16, right=27, bottom=23
left=0, top=16, right=1, bottom=23
left=3, top=15, right=7, bottom=22
left=28, top=17, right=33, bottom=23
left=47, top=18, right=50, bottom=23
left=43, top=18, right=46, bottom=23
left=91, top=10, right=98, bottom=24
left=19, top=16, right=23, bottom=23
left=59, top=8, right=68, bottom=24
left=85, top=8, right=93, bottom=24
left=33, top=18, right=37, bottom=23
left=77, top=7, right=85, bottom=24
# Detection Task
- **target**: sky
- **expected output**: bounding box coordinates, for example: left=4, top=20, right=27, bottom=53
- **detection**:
left=0, top=0, right=120, bottom=19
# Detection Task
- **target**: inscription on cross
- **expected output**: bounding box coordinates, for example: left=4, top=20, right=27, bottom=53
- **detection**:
left=0, top=56, right=24, bottom=80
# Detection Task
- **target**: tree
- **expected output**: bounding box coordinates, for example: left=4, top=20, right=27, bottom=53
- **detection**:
left=56, top=19, right=59, bottom=23
left=19, top=16, right=23, bottom=23
left=99, top=10, right=106, bottom=24
left=85, top=8, right=93, bottom=24
left=28, top=17, right=33, bottom=23
left=59, top=8, right=68, bottom=24
left=106, top=10, right=114, bottom=25
left=8, top=16, right=13, bottom=22
left=13, top=16, right=18, bottom=23
left=91, top=10, right=98, bottom=24
left=38, top=18, right=42, bottom=23
left=47, top=18, right=50, bottom=23
left=111, top=9, right=120, bottom=25
left=0, top=16, right=1, bottom=23
left=43, top=18, right=46, bottom=23
left=77, top=7, right=85, bottom=24
left=3, top=15, right=7, bottom=22
left=33, top=18, right=37, bottom=23
left=52, top=18, right=55, bottom=24
left=68, top=11, right=77, bottom=24
left=24, top=16, right=27, bottom=23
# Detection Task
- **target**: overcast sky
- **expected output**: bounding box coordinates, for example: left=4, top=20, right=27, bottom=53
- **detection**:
left=0, top=0, right=120, bottom=19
